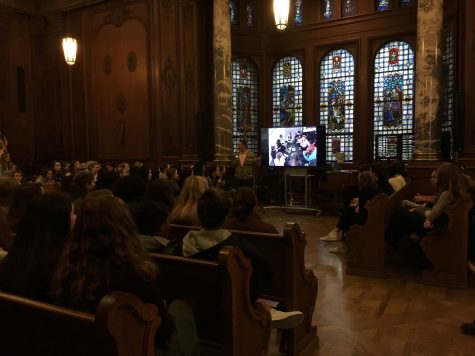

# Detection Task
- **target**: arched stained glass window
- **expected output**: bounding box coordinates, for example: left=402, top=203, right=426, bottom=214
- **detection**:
left=322, top=0, right=334, bottom=20
left=441, top=26, right=456, bottom=159
left=232, top=57, right=259, bottom=153
left=373, top=40, right=415, bottom=160
left=229, top=0, right=238, bottom=25
left=342, top=0, right=356, bottom=17
left=376, top=0, right=390, bottom=11
left=246, top=0, right=255, bottom=26
left=272, top=57, right=303, bottom=127
left=319, top=49, right=355, bottom=162
left=294, top=0, right=303, bottom=24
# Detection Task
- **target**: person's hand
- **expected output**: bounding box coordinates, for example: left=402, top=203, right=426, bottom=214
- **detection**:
left=413, top=193, right=423, bottom=203
left=424, top=219, right=433, bottom=229
left=355, top=206, right=360, bottom=214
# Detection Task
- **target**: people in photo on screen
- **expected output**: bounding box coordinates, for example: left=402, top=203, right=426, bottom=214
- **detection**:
left=268, top=127, right=316, bottom=167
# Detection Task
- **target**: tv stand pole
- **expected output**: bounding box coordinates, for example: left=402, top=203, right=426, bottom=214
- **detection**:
left=284, top=168, right=320, bottom=214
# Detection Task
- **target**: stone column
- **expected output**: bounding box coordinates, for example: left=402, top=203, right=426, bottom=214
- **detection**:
left=213, top=0, right=233, bottom=162
left=414, top=0, right=443, bottom=160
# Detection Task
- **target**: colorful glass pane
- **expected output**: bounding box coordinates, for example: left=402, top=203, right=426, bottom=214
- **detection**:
left=322, top=0, right=334, bottom=20
left=320, top=49, right=355, bottom=162
left=229, top=0, right=237, bottom=25
left=246, top=1, right=254, bottom=26
left=232, top=57, right=259, bottom=153
left=376, top=0, right=390, bottom=11
left=382, top=74, right=403, bottom=127
left=279, top=86, right=296, bottom=126
left=294, top=0, right=303, bottom=24
left=272, top=57, right=303, bottom=127
left=373, top=40, right=414, bottom=160
left=342, top=0, right=355, bottom=17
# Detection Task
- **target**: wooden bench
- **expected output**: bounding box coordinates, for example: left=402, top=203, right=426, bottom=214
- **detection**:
left=345, top=180, right=413, bottom=277
left=150, top=246, right=271, bottom=356
left=420, top=196, right=473, bottom=288
left=167, top=222, right=319, bottom=356
left=0, top=291, right=161, bottom=356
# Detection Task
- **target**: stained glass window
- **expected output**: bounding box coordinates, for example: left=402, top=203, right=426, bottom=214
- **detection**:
left=399, top=0, right=414, bottom=6
left=376, top=0, right=390, bottom=11
left=272, top=57, right=303, bottom=127
left=342, top=0, right=356, bottom=17
left=320, top=49, right=355, bottom=162
left=229, top=0, right=238, bottom=25
left=232, top=57, right=259, bottom=153
left=322, top=0, right=334, bottom=20
left=294, top=0, right=303, bottom=25
left=441, top=26, right=456, bottom=159
left=373, top=40, right=415, bottom=160
left=246, top=0, right=255, bottom=26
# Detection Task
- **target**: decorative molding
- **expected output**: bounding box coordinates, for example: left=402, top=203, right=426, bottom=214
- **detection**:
left=104, top=0, right=133, bottom=27
left=162, top=56, right=177, bottom=89
left=104, top=54, right=112, bottom=75
left=127, top=51, right=137, bottom=72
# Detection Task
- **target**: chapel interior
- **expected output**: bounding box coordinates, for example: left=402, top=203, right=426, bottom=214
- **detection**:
left=1, top=0, right=475, bottom=355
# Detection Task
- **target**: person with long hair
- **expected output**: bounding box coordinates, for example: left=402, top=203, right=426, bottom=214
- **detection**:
left=386, top=162, right=468, bottom=246
left=51, top=195, right=180, bottom=352
left=166, top=175, right=209, bottom=227
left=0, top=192, right=74, bottom=301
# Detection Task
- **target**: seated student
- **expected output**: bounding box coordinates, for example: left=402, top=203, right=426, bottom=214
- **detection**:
left=7, top=182, right=43, bottom=235
left=386, top=162, right=468, bottom=246
left=370, top=162, right=394, bottom=196
left=52, top=195, right=198, bottom=355
left=401, top=169, right=437, bottom=210
left=0, top=192, right=74, bottom=301
left=223, top=187, right=278, bottom=234
left=176, top=188, right=304, bottom=329
left=320, top=171, right=381, bottom=253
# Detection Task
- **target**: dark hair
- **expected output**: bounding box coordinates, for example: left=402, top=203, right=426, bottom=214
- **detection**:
left=134, top=200, right=169, bottom=236
left=239, top=139, right=247, bottom=147
left=95, top=170, right=120, bottom=191
left=74, top=171, right=95, bottom=196
left=197, top=189, right=231, bottom=229
left=230, top=187, right=257, bottom=219
left=7, top=183, right=43, bottom=233
left=113, top=175, right=147, bottom=202
left=148, top=178, right=176, bottom=209
left=0, top=192, right=72, bottom=300
left=52, top=195, right=156, bottom=308
left=0, top=178, right=17, bottom=206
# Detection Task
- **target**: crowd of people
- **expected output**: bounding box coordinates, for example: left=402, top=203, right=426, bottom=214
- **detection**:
left=0, top=149, right=307, bottom=354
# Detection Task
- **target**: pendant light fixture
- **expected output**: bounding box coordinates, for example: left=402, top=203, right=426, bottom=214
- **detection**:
left=273, top=0, right=290, bottom=30
left=62, top=36, right=78, bottom=65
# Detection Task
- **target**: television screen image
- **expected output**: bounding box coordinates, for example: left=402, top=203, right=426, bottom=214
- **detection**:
left=261, top=126, right=325, bottom=167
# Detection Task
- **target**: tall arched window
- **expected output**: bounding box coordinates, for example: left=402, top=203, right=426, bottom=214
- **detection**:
left=229, top=0, right=238, bottom=25
left=246, top=0, right=255, bottom=26
left=272, top=56, right=303, bottom=127
left=373, top=40, right=415, bottom=160
left=342, top=0, right=356, bottom=17
left=232, top=57, right=259, bottom=153
left=319, top=49, right=355, bottom=162
left=322, top=0, right=334, bottom=20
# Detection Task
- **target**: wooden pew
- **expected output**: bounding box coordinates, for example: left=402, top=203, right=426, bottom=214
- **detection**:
left=167, top=222, right=319, bottom=356
left=420, top=196, right=473, bottom=288
left=150, top=246, right=271, bottom=356
left=345, top=180, right=413, bottom=277
left=0, top=291, right=161, bottom=356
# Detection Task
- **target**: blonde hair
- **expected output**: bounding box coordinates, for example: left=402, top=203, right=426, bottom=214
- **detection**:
left=167, top=175, right=209, bottom=226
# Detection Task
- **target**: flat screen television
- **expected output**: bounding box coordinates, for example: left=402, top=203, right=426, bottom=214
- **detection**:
left=260, top=125, right=326, bottom=167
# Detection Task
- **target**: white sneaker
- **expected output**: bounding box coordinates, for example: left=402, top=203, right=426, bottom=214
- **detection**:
left=469, top=260, right=475, bottom=273
left=269, top=308, right=304, bottom=329
left=320, top=228, right=342, bottom=242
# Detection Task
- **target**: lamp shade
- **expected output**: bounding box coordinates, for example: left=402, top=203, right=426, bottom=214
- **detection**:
left=62, top=36, right=78, bottom=65
left=273, top=0, right=290, bottom=30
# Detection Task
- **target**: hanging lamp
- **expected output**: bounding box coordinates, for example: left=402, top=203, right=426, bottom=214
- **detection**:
left=273, top=0, right=290, bottom=30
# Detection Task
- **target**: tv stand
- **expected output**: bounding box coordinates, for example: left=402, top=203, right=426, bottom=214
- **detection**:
left=283, top=168, right=320, bottom=214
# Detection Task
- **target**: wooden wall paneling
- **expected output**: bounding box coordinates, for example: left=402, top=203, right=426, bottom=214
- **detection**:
left=159, top=0, right=180, bottom=163
left=89, top=1, right=151, bottom=161
left=0, top=25, right=10, bottom=139
left=178, top=0, right=198, bottom=162
left=149, top=0, right=161, bottom=166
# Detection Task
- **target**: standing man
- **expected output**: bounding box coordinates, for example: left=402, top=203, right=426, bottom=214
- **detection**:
left=232, top=139, right=256, bottom=188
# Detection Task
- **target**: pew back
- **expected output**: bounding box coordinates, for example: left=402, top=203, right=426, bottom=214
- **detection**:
left=150, top=246, right=270, bottom=356
left=0, top=291, right=161, bottom=356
